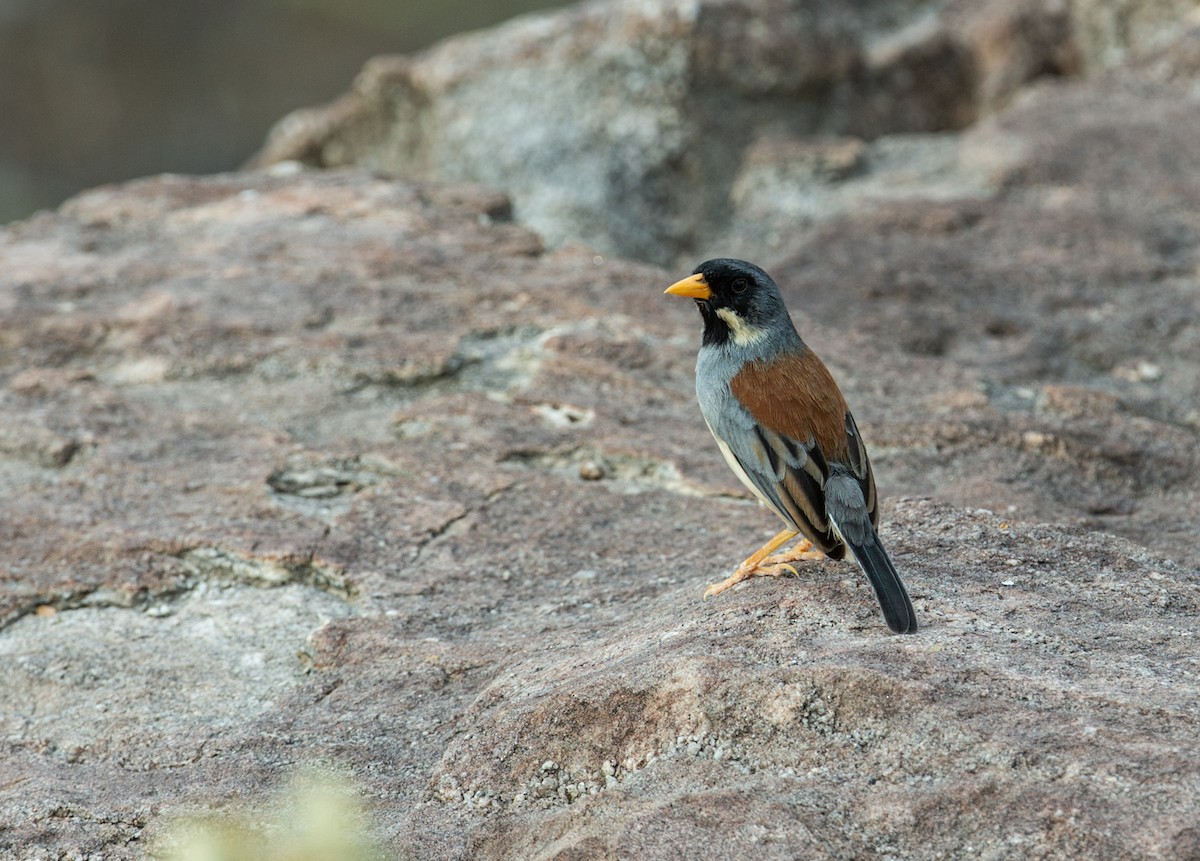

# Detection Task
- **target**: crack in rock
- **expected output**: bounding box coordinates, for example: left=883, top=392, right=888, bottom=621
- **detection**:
left=174, top=547, right=353, bottom=599
left=351, top=325, right=547, bottom=396
left=351, top=321, right=615, bottom=401
left=265, top=454, right=393, bottom=520
left=1, top=546, right=353, bottom=632
left=267, top=461, right=377, bottom=500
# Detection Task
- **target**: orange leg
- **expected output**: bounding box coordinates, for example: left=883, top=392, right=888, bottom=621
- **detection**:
left=761, top=538, right=826, bottom=572
left=703, top=531, right=827, bottom=601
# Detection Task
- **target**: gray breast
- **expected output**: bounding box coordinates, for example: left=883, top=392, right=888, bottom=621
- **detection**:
left=695, top=346, right=744, bottom=433
left=694, top=346, right=773, bottom=505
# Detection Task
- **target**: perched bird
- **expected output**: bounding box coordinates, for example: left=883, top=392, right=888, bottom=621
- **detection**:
left=665, top=258, right=916, bottom=634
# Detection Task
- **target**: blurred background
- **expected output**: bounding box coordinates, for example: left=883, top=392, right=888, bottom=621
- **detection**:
left=0, top=0, right=563, bottom=224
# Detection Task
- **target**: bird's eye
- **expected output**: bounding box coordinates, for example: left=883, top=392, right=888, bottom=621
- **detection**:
left=732, top=278, right=748, bottom=294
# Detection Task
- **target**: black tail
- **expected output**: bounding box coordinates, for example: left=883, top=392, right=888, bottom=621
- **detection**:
left=847, top=534, right=916, bottom=634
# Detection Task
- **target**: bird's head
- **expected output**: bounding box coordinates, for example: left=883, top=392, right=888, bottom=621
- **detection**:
left=664, top=258, right=792, bottom=349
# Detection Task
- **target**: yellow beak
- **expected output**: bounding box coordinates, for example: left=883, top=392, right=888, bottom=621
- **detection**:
left=664, top=273, right=712, bottom=300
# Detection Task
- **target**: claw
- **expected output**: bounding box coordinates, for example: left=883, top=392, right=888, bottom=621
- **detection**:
left=761, top=562, right=799, bottom=578
left=703, top=567, right=752, bottom=600
left=703, top=532, right=826, bottom=599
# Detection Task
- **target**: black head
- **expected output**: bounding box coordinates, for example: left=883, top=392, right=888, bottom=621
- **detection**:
left=665, top=258, right=792, bottom=348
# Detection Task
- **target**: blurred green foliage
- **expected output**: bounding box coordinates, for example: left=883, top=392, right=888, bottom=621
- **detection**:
left=154, top=768, right=398, bottom=861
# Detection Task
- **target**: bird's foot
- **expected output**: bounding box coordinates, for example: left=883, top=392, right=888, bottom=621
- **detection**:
left=756, top=561, right=800, bottom=579
left=762, top=539, right=825, bottom=568
left=703, top=565, right=756, bottom=600
left=703, top=537, right=825, bottom=600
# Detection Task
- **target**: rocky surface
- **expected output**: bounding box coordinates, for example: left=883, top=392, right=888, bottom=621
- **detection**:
left=251, top=0, right=1200, bottom=268
left=251, top=0, right=1084, bottom=264
left=3, top=1, right=1200, bottom=859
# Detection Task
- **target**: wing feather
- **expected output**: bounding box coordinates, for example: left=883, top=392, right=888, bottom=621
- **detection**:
left=711, top=349, right=881, bottom=557
left=843, top=410, right=879, bottom=528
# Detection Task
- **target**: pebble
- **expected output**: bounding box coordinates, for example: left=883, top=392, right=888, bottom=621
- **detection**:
left=579, top=460, right=606, bottom=480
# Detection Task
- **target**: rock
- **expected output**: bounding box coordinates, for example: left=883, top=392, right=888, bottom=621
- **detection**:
left=1071, top=0, right=1200, bottom=70
left=4, top=2, right=1200, bottom=859
left=408, top=503, right=1199, bottom=861
left=743, top=72, right=1200, bottom=569
left=2, top=150, right=1198, bottom=858
left=251, top=0, right=1079, bottom=264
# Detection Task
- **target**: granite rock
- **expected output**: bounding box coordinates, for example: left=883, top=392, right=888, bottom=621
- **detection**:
left=0, top=156, right=1197, bottom=859
left=251, top=0, right=1081, bottom=264
left=3, top=1, right=1200, bottom=858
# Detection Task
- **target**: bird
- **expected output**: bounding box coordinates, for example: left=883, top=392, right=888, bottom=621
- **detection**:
left=665, top=258, right=916, bottom=634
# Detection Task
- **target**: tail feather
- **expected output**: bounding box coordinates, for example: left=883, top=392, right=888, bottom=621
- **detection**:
left=846, top=535, right=916, bottom=634
left=823, top=471, right=917, bottom=634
